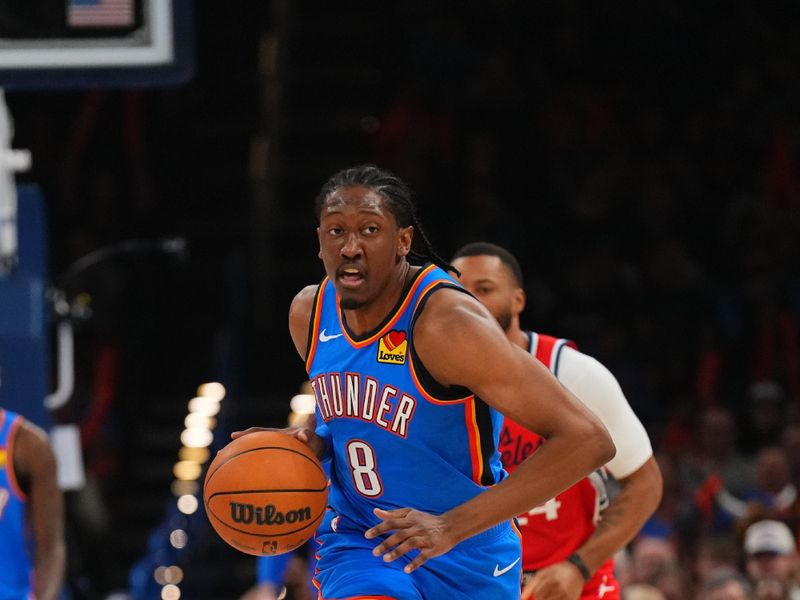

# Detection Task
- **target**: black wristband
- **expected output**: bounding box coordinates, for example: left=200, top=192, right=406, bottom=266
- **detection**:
left=567, top=553, right=591, bottom=581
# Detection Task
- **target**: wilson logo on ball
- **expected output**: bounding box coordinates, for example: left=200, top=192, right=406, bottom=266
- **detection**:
left=377, top=330, right=407, bottom=364
left=229, top=502, right=312, bottom=525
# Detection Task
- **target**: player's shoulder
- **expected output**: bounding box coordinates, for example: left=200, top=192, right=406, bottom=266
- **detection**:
left=15, top=418, right=50, bottom=450
left=289, top=285, right=321, bottom=360
left=418, top=284, right=485, bottom=324
left=414, top=285, right=496, bottom=345
left=290, top=284, right=320, bottom=320
left=293, top=284, right=320, bottom=307
left=13, top=418, right=55, bottom=476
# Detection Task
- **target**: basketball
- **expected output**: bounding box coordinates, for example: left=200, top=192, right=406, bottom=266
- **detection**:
left=203, top=431, right=328, bottom=556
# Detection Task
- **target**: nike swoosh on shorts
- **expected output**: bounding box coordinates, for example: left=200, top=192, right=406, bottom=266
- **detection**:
left=493, top=557, right=521, bottom=577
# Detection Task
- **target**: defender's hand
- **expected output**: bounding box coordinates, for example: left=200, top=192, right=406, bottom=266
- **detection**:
left=231, top=426, right=326, bottom=460
left=521, top=561, right=584, bottom=600
left=365, top=507, right=456, bottom=574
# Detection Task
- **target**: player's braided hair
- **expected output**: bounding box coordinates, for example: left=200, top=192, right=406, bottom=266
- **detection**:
left=315, top=165, right=457, bottom=274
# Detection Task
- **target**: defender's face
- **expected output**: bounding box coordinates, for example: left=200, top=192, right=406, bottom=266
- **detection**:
left=317, top=186, right=411, bottom=310
left=452, top=254, right=523, bottom=332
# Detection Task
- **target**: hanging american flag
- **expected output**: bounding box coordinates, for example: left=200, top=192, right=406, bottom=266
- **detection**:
left=67, top=0, right=135, bottom=28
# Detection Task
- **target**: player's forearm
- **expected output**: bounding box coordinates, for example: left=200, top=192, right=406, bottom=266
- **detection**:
left=574, top=457, right=662, bottom=574
left=443, top=430, right=615, bottom=545
left=34, top=540, right=66, bottom=600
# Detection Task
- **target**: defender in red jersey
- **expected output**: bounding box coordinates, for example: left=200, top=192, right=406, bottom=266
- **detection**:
left=453, top=243, right=663, bottom=600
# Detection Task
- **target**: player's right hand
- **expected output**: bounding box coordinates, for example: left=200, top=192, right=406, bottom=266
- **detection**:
left=365, top=507, right=458, bottom=573
left=231, top=426, right=326, bottom=460
left=521, top=561, right=584, bottom=600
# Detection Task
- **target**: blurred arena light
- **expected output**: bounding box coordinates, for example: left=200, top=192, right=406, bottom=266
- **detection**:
left=187, top=396, right=221, bottom=417
left=184, top=413, right=215, bottom=429
left=161, top=583, right=181, bottom=600
left=154, top=566, right=167, bottom=585
left=173, top=461, right=202, bottom=481
left=170, top=480, right=198, bottom=497
left=178, top=446, right=209, bottom=463
left=290, top=393, right=315, bottom=415
left=169, top=529, right=188, bottom=549
left=179, top=427, right=213, bottom=448
left=156, top=382, right=225, bottom=597
left=197, top=381, right=225, bottom=401
left=177, top=494, right=198, bottom=515
left=164, top=566, right=184, bottom=584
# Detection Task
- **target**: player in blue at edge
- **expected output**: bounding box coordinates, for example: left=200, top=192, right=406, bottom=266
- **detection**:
left=0, top=407, right=65, bottom=600
left=235, top=165, right=615, bottom=600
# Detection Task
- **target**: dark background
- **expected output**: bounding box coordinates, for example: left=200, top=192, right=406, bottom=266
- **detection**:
left=5, top=1, right=800, bottom=598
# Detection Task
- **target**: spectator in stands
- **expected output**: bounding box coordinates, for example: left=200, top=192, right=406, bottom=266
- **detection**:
left=694, top=536, right=742, bottom=588
left=682, top=407, right=755, bottom=498
left=742, top=520, right=800, bottom=599
left=630, top=536, right=686, bottom=599
left=782, top=424, right=800, bottom=485
left=696, top=567, right=753, bottom=600
left=752, top=447, right=797, bottom=523
left=741, top=381, right=788, bottom=455
left=623, top=583, right=667, bottom=599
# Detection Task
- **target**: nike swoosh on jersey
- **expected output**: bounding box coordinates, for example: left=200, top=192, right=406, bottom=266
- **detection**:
left=493, top=557, right=520, bottom=577
left=319, top=329, right=344, bottom=342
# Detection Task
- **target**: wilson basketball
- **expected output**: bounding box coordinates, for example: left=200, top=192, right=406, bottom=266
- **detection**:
left=203, top=431, right=328, bottom=556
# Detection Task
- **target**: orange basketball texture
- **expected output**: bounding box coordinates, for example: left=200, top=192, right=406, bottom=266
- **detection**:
left=203, top=431, right=328, bottom=556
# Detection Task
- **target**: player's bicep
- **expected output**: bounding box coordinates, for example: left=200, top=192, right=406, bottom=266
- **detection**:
left=16, top=425, right=63, bottom=547
left=414, top=293, right=594, bottom=438
left=468, top=345, right=589, bottom=438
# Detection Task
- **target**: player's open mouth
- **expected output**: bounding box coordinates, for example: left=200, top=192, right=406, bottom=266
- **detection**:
left=338, top=267, right=365, bottom=288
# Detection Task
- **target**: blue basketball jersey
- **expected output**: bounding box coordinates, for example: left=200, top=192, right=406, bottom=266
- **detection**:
left=0, top=409, right=34, bottom=600
left=305, top=264, right=506, bottom=529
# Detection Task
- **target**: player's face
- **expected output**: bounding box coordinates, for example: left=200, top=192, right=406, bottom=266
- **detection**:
left=451, top=255, right=524, bottom=332
left=318, top=186, right=412, bottom=310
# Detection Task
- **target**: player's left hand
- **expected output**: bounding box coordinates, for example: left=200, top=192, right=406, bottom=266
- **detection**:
left=521, top=561, right=584, bottom=600
left=364, top=507, right=456, bottom=573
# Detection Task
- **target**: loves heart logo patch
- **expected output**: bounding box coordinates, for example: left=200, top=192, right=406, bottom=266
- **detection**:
left=377, top=330, right=408, bottom=365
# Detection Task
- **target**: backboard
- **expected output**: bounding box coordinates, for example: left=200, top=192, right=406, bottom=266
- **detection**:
left=0, top=0, right=193, bottom=89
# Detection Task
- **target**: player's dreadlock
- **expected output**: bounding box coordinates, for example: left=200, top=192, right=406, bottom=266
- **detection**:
left=315, top=165, right=458, bottom=275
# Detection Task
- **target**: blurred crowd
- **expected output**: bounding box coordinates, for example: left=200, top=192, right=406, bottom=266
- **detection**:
left=365, top=3, right=800, bottom=598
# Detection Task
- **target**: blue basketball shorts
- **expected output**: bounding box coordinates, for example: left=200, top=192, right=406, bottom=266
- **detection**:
left=312, top=508, right=522, bottom=600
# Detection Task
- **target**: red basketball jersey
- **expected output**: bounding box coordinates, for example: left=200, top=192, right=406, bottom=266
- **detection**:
left=499, top=333, right=618, bottom=598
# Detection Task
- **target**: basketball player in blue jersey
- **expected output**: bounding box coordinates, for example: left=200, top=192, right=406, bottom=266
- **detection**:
left=235, top=165, right=615, bottom=599
left=0, top=407, right=65, bottom=600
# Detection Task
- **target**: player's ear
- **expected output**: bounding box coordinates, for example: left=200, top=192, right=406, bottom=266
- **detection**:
left=512, top=287, right=526, bottom=314
left=397, top=226, right=413, bottom=257
left=316, top=227, right=322, bottom=259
